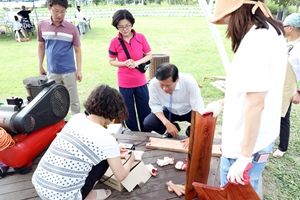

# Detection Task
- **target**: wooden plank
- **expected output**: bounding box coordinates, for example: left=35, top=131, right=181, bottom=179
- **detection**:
left=186, top=112, right=217, bottom=200
left=0, top=188, right=39, bottom=200
left=145, top=137, right=222, bottom=157
left=193, top=182, right=260, bottom=200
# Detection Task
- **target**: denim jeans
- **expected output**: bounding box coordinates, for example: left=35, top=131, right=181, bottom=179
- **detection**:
left=220, top=141, right=274, bottom=194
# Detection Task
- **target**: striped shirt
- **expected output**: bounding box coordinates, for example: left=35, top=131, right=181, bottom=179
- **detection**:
left=32, top=114, right=120, bottom=200
left=37, top=18, right=80, bottom=74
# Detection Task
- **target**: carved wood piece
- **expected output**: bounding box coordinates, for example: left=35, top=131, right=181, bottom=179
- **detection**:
left=192, top=182, right=260, bottom=200
left=185, top=112, right=217, bottom=200
left=166, top=180, right=185, bottom=197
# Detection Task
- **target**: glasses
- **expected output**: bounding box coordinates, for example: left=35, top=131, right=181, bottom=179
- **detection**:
left=51, top=7, right=67, bottom=15
left=117, top=24, right=132, bottom=30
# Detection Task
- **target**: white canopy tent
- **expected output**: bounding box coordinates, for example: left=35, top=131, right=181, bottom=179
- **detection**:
left=198, top=0, right=230, bottom=75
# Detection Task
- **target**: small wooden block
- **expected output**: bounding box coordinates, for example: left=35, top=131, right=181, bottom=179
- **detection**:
left=146, top=137, right=222, bottom=157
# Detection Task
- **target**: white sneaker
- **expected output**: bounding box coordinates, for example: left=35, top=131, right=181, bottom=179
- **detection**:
left=273, top=149, right=286, bottom=158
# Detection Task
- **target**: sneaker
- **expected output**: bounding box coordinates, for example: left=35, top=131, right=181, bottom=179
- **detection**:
left=185, top=125, right=190, bottom=137
left=162, top=133, right=173, bottom=138
left=273, top=149, right=286, bottom=158
left=173, top=122, right=181, bottom=132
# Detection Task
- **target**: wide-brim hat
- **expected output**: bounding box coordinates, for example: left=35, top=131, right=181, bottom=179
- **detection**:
left=209, top=0, right=273, bottom=24
left=209, top=0, right=245, bottom=24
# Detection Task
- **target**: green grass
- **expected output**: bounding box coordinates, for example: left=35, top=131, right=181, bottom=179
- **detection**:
left=1, top=7, right=300, bottom=199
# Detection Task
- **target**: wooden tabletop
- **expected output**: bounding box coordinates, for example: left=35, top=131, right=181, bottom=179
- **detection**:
left=95, top=131, right=221, bottom=200
left=0, top=131, right=221, bottom=200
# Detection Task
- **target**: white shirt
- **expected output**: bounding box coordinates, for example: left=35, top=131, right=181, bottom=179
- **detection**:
left=13, top=20, right=22, bottom=31
left=288, top=41, right=300, bottom=81
left=76, top=10, right=85, bottom=22
left=221, top=24, right=287, bottom=158
left=149, top=73, right=205, bottom=115
left=32, top=114, right=120, bottom=200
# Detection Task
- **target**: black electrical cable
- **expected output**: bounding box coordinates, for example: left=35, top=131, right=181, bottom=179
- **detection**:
left=100, top=151, right=132, bottom=184
left=100, top=134, right=149, bottom=183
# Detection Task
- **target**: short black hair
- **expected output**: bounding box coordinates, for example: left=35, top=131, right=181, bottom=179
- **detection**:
left=14, top=15, right=19, bottom=21
left=111, top=9, right=135, bottom=29
left=48, top=0, right=68, bottom=9
left=155, top=63, right=179, bottom=82
left=84, top=85, right=129, bottom=122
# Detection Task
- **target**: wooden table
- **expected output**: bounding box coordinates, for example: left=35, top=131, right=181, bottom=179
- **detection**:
left=0, top=131, right=221, bottom=200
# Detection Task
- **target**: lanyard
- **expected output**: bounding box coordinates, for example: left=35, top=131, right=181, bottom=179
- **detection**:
left=168, top=94, right=173, bottom=120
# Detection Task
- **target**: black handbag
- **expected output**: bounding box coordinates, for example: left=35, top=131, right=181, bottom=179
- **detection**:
left=119, top=38, right=150, bottom=73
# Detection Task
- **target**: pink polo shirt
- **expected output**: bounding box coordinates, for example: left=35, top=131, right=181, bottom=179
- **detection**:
left=108, top=30, right=151, bottom=88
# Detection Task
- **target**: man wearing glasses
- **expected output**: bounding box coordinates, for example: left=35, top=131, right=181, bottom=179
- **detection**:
left=37, top=0, right=82, bottom=116
left=143, top=63, right=205, bottom=148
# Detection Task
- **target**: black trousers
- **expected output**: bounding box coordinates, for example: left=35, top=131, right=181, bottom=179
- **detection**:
left=143, top=107, right=192, bottom=134
left=278, top=102, right=292, bottom=152
left=81, top=160, right=109, bottom=199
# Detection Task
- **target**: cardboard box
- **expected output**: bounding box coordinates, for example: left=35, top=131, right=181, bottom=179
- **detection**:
left=100, top=160, right=151, bottom=192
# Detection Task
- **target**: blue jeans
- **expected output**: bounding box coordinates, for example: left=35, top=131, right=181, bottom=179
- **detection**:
left=220, top=141, right=274, bottom=194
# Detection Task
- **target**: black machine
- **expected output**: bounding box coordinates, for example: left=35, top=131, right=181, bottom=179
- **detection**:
left=0, top=76, right=70, bottom=134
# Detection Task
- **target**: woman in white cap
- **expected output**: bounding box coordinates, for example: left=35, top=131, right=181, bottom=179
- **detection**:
left=273, top=13, right=300, bottom=158
left=201, top=0, right=286, bottom=194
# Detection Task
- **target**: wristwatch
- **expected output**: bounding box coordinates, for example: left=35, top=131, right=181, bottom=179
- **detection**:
left=297, top=89, right=300, bottom=95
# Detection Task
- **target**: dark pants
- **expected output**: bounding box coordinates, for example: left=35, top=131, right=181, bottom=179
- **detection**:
left=119, top=84, right=151, bottom=132
left=143, top=107, right=192, bottom=134
left=81, top=160, right=109, bottom=199
left=278, top=102, right=292, bottom=152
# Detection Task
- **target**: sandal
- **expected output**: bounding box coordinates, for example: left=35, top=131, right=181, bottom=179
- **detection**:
left=273, top=149, right=285, bottom=158
left=96, top=189, right=111, bottom=200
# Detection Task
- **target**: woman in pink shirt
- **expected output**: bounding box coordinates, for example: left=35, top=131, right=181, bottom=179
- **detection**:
left=108, top=9, right=152, bottom=132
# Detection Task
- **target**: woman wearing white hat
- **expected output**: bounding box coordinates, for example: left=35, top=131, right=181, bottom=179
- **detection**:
left=201, top=0, right=287, bottom=194
left=273, top=13, right=300, bottom=158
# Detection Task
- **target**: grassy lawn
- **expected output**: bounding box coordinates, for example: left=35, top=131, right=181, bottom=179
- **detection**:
left=0, top=7, right=299, bottom=199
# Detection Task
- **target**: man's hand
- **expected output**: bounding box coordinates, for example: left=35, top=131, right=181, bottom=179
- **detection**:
left=200, top=101, right=223, bottom=118
left=227, top=155, right=252, bottom=185
left=165, top=121, right=179, bottom=136
left=39, top=67, right=47, bottom=75
left=292, top=92, right=300, bottom=104
left=76, top=71, right=82, bottom=82
left=180, top=138, right=189, bottom=149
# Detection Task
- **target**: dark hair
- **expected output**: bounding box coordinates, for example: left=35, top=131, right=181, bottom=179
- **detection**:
left=84, top=85, right=129, bottom=121
left=48, top=0, right=68, bottom=9
left=155, top=63, right=179, bottom=82
left=111, top=9, right=135, bottom=29
left=226, top=0, right=284, bottom=53
left=14, top=15, right=18, bottom=21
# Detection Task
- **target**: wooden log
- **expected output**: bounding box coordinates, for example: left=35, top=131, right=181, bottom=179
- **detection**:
left=185, top=112, right=217, bottom=200
left=148, top=54, right=170, bottom=79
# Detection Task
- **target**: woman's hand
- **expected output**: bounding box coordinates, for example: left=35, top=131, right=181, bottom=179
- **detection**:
left=125, top=59, right=135, bottom=68
left=119, top=144, right=128, bottom=153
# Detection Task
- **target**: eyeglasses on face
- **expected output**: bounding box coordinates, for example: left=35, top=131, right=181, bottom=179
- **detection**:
left=117, top=24, right=132, bottom=30
left=51, top=7, right=67, bottom=15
